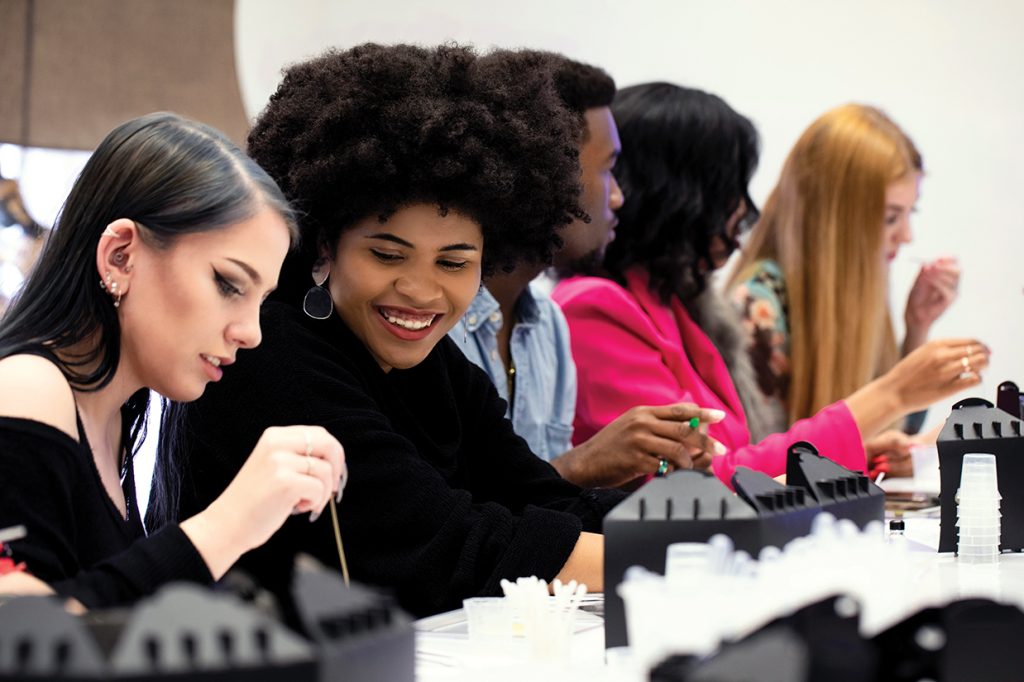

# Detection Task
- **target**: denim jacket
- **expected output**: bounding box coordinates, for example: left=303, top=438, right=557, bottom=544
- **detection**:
left=449, top=283, right=576, bottom=461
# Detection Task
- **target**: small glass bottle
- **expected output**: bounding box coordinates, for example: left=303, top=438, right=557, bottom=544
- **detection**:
left=888, top=519, right=906, bottom=542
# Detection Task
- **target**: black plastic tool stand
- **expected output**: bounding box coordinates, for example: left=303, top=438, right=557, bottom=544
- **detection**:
left=650, top=595, right=873, bottom=682
left=873, top=598, right=1024, bottom=682
left=0, top=584, right=316, bottom=681
left=650, top=596, right=1024, bottom=682
left=603, top=469, right=760, bottom=649
left=784, top=442, right=883, bottom=529
left=0, top=595, right=107, bottom=679
left=996, top=381, right=1021, bottom=419
left=602, top=443, right=883, bottom=649
left=292, top=569, right=414, bottom=682
left=0, top=574, right=414, bottom=681
left=936, top=399, right=1024, bottom=553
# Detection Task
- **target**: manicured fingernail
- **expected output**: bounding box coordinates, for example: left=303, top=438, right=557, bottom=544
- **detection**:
left=689, top=417, right=700, bottom=429
left=309, top=511, right=321, bottom=523
left=336, top=464, right=348, bottom=503
left=707, top=410, right=726, bottom=422
left=714, top=442, right=727, bottom=455
left=874, top=455, right=889, bottom=464
left=876, top=464, right=890, bottom=473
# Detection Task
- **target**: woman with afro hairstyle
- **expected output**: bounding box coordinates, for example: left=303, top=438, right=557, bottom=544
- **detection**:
left=164, top=44, right=625, bottom=617
left=553, top=83, right=987, bottom=485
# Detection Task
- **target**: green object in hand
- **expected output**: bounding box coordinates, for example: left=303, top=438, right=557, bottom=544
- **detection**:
left=689, top=417, right=700, bottom=429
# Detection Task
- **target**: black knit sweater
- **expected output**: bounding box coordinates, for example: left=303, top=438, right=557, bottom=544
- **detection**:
left=176, top=302, right=624, bottom=617
left=0, top=415, right=211, bottom=607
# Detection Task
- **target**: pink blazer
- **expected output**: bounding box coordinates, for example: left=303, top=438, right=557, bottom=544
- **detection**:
left=552, top=270, right=865, bottom=485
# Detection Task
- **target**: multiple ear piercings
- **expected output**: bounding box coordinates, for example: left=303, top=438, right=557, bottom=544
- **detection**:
left=99, top=225, right=131, bottom=307
left=98, top=271, right=123, bottom=307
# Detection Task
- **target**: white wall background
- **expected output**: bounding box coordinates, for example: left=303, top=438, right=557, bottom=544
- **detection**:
left=236, top=0, right=1024, bottom=432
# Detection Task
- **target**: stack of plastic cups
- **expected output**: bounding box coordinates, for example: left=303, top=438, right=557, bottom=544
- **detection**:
left=956, top=453, right=1001, bottom=564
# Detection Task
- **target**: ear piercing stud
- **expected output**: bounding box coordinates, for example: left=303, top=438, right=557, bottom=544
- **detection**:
left=99, top=271, right=122, bottom=307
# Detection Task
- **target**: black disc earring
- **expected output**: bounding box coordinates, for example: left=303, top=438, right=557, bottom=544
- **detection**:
left=303, top=265, right=334, bottom=320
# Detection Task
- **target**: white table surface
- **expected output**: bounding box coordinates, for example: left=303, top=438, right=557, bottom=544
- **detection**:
left=414, top=447, right=1024, bottom=681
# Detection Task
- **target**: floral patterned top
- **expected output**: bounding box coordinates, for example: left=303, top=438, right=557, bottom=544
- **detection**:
left=730, top=259, right=791, bottom=418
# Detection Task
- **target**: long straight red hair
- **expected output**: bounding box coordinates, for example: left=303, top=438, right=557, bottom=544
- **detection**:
left=729, top=104, right=921, bottom=424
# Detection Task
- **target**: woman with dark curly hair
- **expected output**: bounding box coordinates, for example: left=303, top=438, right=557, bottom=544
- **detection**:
left=553, top=83, right=989, bottom=484
left=165, top=44, right=625, bottom=617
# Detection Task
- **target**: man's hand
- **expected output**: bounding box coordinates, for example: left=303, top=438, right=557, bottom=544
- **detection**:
left=552, top=402, right=727, bottom=487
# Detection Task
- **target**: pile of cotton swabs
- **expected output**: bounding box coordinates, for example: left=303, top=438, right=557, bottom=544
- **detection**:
left=498, top=576, right=587, bottom=659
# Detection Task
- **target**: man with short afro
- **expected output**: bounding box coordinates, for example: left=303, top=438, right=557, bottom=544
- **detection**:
left=451, top=52, right=723, bottom=488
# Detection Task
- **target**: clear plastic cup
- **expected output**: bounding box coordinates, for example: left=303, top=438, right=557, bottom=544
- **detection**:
left=956, top=515, right=1002, bottom=525
left=956, top=535, right=1001, bottom=546
left=960, top=473, right=998, bottom=482
left=956, top=456, right=1003, bottom=554
left=957, top=495, right=1002, bottom=504
left=956, top=513, right=1001, bottom=522
left=464, top=597, right=512, bottom=643
left=961, top=464, right=998, bottom=473
left=958, top=522, right=1000, bottom=531
left=526, top=604, right=576, bottom=662
left=957, top=507, right=1001, bottom=517
left=957, top=480, right=1001, bottom=491
left=960, top=453, right=999, bottom=485
left=957, top=481, right=1000, bottom=494
left=958, top=523, right=1000, bottom=531
left=959, top=483, right=1000, bottom=496
left=962, top=453, right=997, bottom=466
left=959, top=486, right=1000, bottom=498
left=665, top=543, right=712, bottom=580
left=958, top=551, right=1001, bottom=560
left=957, top=527, right=1001, bottom=537
left=957, top=545, right=1000, bottom=556
left=958, top=545, right=1000, bottom=555
left=959, top=503, right=1002, bottom=512
left=957, top=508, right=1000, bottom=516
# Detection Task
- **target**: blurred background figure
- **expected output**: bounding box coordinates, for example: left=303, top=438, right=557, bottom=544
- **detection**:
left=0, top=174, right=46, bottom=313
left=728, top=104, right=964, bottom=474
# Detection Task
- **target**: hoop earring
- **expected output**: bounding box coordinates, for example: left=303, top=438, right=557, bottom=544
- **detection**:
left=303, top=266, right=333, bottom=320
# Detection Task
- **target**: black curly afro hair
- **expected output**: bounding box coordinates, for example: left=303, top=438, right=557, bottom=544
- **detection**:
left=248, top=43, right=583, bottom=303
left=551, top=57, right=615, bottom=139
